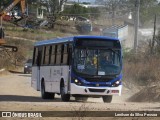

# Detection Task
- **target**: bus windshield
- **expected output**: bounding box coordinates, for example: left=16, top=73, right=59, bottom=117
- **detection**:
left=73, top=48, right=121, bottom=76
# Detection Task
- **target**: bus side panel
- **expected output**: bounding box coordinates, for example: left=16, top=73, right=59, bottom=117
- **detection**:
left=31, top=66, right=40, bottom=91
left=50, top=66, right=70, bottom=93
left=39, top=66, right=70, bottom=94
left=39, top=66, right=61, bottom=93
left=51, top=66, right=61, bottom=93
left=40, top=66, right=52, bottom=93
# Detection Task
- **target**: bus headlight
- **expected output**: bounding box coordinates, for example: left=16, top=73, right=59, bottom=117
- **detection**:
left=115, top=81, right=120, bottom=84
left=75, top=79, right=78, bottom=83
left=112, top=80, right=121, bottom=87
left=74, top=79, right=83, bottom=86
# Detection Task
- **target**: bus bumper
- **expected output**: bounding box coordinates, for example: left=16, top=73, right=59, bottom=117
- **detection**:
left=70, top=83, right=122, bottom=96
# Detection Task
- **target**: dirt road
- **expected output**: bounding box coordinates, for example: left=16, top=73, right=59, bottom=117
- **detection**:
left=0, top=73, right=160, bottom=120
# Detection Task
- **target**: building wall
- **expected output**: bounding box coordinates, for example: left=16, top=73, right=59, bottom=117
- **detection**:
left=123, top=25, right=134, bottom=49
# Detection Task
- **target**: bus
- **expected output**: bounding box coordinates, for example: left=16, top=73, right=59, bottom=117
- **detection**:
left=31, top=35, right=122, bottom=103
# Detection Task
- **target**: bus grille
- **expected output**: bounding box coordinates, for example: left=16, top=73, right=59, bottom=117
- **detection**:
left=88, top=88, right=105, bottom=92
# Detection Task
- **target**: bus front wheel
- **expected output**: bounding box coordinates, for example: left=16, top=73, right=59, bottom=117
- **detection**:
left=60, top=83, right=70, bottom=102
left=102, top=95, right=112, bottom=103
left=41, top=81, right=55, bottom=99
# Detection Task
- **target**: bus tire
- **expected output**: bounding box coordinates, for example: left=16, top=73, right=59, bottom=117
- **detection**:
left=60, top=81, right=70, bottom=102
left=102, top=95, right=112, bottom=103
left=41, top=81, right=55, bottom=99
left=24, top=70, right=27, bottom=74
left=75, top=97, right=88, bottom=102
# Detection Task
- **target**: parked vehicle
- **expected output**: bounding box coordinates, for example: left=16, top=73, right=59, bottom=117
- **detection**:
left=24, top=59, right=32, bottom=74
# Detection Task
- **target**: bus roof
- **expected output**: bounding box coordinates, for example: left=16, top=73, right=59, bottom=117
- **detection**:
left=34, top=35, right=119, bottom=46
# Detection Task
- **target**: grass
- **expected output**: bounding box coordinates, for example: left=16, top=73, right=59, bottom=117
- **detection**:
left=123, top=53, right=160, bottom=88
left=3, top=20, right=79, bottom=41
left=5, top=27, right=69, bottom=41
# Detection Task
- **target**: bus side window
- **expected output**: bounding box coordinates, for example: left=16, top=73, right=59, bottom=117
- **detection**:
left=48, top=46, right=52, bottom=64
left=61, top=44, right=64, bottom=64
left=44, top=46, right=50, bottom=65
left=33, top=47, right=38, bottom=66
left=41, top=46, right=45, bottom=65
left=37, top=50, right=42, bottom=66
left=56, top=44, right=61, bottom=65
left=36, top=47, right=43, bottom=66
left=62, top=44, right=68, bottom=65
left=50, top=45, right=56, bottom=65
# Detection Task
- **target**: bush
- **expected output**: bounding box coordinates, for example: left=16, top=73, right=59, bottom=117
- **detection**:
left=123, top=48, right=160, bottom=87
left=0, top=38, right=33, bottom=70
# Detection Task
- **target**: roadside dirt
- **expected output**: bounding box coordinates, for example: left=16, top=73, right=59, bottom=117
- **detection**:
left=0, top=73, right=160, bottom=120
left=128, top=85, right=160, bottom=102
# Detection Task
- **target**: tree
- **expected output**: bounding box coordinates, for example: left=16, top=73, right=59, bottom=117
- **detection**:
left=127, top=0, right=159, bottom=25
left=96, top=0, right=160, bottom=26
left=62, top=3, right=100, bottom=20
left=95, top=0, right=128, bottom=25
left=63, top=3, right=89, bottom=18
left=39, top=0, right=67, bottom=28
left=88, top=7, right=100, bottom=19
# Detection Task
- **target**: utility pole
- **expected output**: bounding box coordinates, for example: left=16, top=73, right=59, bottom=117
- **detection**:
left=151, top=14, right=157, bottom=54
left=134, top=0, right=140, bottom=53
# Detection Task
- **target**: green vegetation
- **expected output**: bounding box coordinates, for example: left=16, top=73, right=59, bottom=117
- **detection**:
left=62, top=3, right=100, bottom=19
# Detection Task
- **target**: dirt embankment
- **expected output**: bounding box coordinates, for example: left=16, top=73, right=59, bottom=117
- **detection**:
left=128, top=85, right=160, bottom=102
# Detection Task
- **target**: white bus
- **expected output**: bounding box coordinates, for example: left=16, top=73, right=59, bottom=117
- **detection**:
left=31, top=35, right=122, bottom=102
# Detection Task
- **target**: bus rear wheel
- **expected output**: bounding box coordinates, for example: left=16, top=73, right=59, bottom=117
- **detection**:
left=41, top=81, right=55, bottom=99
left=102, top=95, right=112, bottom=103
left=60, top=83, right=70, bottom=102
